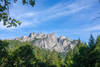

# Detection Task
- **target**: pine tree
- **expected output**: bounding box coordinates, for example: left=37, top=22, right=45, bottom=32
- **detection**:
left=65, top=49, right=73, bottom=67
left=88, top=35, right=100, bottom=67
left=88, top=34, right=95, bottom=49
left=72, top=40, right=85, bottom=67
left=48, top=50, right=60, bottom=67
left=94, top=35, right=100, bottom=67
left=78, top=43, right=89, bottom=67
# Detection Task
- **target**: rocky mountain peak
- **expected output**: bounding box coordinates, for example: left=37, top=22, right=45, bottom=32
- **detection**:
left=29, top=32, right=36, bottom=38
left=23, top=36, right=27, bottom=39
left=51, top=32, right=56, bottom=36
left=59, top=36, right=66, bottom=40
left=14, top=32, right=78, bottom=52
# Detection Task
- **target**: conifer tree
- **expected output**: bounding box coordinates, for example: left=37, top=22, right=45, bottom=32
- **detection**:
left=88, top=34, right=95, bottom=49
left=65, top=49, right=73, bottom=67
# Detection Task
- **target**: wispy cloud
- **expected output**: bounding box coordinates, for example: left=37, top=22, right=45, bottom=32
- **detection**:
left=0, top=21, right=32, bottom=31
left=17, top=0, right=95, bottom=27
left=85, top=25, right=100, bottom=31
left=0, top=0, right=96, bottom=30
left=17, top=12, right=37, bottom=19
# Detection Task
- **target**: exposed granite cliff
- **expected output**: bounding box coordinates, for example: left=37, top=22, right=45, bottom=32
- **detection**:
left=15, top=32, right=78, bottom=52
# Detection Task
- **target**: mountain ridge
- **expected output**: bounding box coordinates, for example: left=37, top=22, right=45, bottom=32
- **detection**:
left=14, top=32, right=78, bottom=52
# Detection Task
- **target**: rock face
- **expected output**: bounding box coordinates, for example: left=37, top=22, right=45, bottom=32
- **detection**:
left=16, top=32, right=78, bottom=52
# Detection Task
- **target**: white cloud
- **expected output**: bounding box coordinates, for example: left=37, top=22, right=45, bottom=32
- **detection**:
left=41, top=5, right=89, bottom=21
left=0, top=0, right=96, bottom=30
left=18, top=0, right=95, bottom=26
left=0, top=22, right=18, bottom=31
left=17, top=12, right=37, bottom=19
left=0, top=21, right=32, bottom=31
left=85, top=25, right=100, bottom=31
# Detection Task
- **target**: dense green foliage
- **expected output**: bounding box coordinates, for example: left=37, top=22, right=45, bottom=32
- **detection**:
left=65, top=35, right=100, bottom=67
left=0, top=35, right=100, bottom=67
left=0, top=0, right=35, bottom=27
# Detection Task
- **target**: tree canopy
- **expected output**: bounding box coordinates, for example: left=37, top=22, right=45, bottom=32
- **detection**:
left=0, top=34, right=100, bottom=67
left=0, top=0, right=35, bottom=27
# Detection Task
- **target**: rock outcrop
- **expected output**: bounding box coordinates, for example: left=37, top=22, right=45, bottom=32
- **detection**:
left=15, top=32, right=78, bottom=52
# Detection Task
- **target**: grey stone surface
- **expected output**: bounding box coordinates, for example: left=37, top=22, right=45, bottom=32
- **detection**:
left=15, top=32, right=78, bottom=52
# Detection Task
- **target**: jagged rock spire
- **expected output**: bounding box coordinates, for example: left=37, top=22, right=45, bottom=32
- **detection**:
left=14, top=32, right=78, bottom=52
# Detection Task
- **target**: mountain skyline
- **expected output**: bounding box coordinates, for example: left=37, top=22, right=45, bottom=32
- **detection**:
left=11, top=32, right=78, bottom=52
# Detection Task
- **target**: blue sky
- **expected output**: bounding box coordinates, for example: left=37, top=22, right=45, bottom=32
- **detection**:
left=0, top=0, right=100, bottom=42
